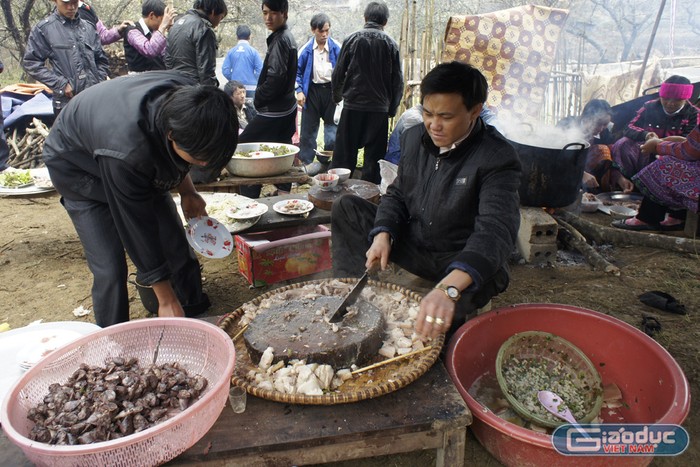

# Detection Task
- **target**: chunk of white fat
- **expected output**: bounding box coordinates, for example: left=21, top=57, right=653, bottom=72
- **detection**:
left=258, top=346, right=275, bottom=370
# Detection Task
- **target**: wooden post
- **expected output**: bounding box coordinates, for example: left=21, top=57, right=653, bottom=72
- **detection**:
left=635, top=0, right=667, bottom=97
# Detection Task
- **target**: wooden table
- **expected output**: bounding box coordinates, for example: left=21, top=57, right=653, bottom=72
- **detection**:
left=167, top=361, right=471, bottom=466
left=195, top=169, right=311, bottom=194
left=308, top=179, right=380, bottom=211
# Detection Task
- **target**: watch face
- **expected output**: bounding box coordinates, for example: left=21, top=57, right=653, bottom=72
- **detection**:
left=447, top=287, right=459, bottom=299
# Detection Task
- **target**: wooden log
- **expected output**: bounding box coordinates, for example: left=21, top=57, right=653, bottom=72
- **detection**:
left=555, top=218, right=621, bottom=275
left=555, top=210, right=700, bottom=254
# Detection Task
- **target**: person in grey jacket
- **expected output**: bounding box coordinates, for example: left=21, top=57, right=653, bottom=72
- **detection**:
left=165, top=0, right=227, bottom=86
left=23, top=0, right=109, bottom=114
left=330, top=1, right=403, bottom=184
left=331, top=62, right=521, bottom=340
left=43, top=71, right=239, bottom=327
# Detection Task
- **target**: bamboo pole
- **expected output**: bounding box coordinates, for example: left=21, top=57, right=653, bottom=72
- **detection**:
left=351, top=346, right=434, bottom=375
left=635, top=0, right=667, bottom=97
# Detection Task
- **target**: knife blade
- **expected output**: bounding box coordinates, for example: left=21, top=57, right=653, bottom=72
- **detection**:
left=329, top=271, right=369, bottom=323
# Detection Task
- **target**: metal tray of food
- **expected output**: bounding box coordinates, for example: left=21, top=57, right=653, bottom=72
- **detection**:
left=595, top=192, right=644, bottom=204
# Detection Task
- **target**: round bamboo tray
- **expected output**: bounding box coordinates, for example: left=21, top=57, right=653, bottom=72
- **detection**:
left=219, top=278, right=443, bottom=405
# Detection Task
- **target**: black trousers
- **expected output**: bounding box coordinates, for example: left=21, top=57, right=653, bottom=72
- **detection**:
left=637, top=197, right=686, bottom=224
left=298, top=82, right=337, bottom=164
left=238, top=110, right=297, bottom=198
left=330, top=108, right=389, bottom=184
left=331, top=195, right=509, bottom=337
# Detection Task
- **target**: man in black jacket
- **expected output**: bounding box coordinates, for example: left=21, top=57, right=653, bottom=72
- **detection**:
left=42, top=72, right=239, bottom=327
left=165, top=0, right=227, bottom=86
left=23, top=0, right=110, bottom=115
left=330, top=1, right=403, bottom=184
left=332, top=62, right=521, bottom=340
left=238, top=0, right=298, bottom=198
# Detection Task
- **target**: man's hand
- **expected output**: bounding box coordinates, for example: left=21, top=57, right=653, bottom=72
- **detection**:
left=116, top=20, right=134, bottom=34
left=64, top=83, right=74, bottom=98
left=296, top=92, right=306, bottom=108
left=415, top=289, right=454, bottom=339
left=151, top=281, right=185, bottom=318
left=180, top=191, right=207, bottom=220
left=640, top=137, right=661, bottom=155
left=618, top=174, right=634, bottom=193
left=159, top=7, right=175, bottom=34
left=645, top=132, right=659, bottom=141
left=365, top=232, right=391, bottom=271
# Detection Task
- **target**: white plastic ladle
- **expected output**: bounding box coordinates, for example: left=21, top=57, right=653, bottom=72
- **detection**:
left=537, top=390, right=591, bottom=438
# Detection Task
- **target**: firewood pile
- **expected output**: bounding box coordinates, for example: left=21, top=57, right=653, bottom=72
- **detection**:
left=6, top=118, right=50, bottom=169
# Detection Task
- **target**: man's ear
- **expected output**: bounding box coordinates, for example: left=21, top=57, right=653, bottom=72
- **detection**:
left=469, top=102, right=484, bottom=119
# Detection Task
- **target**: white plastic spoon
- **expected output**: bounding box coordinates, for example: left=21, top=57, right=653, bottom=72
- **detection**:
left=537, top=390, right=591, bottom=438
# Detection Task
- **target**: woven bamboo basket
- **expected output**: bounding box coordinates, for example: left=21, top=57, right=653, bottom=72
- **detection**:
left=219, top=278, right=443, bottom=404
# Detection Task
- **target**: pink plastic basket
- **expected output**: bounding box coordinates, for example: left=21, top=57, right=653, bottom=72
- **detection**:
left=1, top=318, right=235, bottom=467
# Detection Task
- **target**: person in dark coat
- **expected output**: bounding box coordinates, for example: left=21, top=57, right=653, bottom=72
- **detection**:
left=23, top=0, right=110, bottom=114
left=331, top=62, right=521, bottom=340
left=224, top=80, right=257, bottom=130
left=123, top=0, right=175, bottom=72
left=238, top=0, right=298, bottom=198
left=165, top=0, right=227, bottom=86
left=0, top=56, right=8, bottom=170
left=42, top=71, right=239, bottom=327
left=330, top=1, right=403, bottom=184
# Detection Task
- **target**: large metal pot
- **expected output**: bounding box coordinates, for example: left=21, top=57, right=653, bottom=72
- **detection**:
left=507, top=136, right=589, bottom=208
left=226, top=142, right=300, bottom=177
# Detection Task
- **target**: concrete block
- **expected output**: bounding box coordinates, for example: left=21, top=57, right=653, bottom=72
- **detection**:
left=516, top=241, right=558, bottom=264
left=518, top=207, right=558, bottom=244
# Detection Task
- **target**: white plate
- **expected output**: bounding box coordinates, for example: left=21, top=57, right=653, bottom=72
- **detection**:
left=16, top=329, right=84, bottom=370
left=0, top=168, right=55, bottom=196
left=0, top=321, right=100, bottom=405
left=598, top=204, right=638, bottom=217
left=273, top=199, right=315, bottom=216
left=226, top=201, right=268, bottom=220
left=185, top=216, right=234, bottom=258
left=172, top=193, right=262, bottom=233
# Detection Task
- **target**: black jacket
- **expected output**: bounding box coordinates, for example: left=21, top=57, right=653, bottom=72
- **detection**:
left=124, top=22, right=166, bottom=72
left=23, top=11, right=109, bottom=108
left=165, top=9, right=218, bottom=86
left=375, top=120, right=521, bottom=285
left=254, top=24, right=297, bottom=115
left=43, top=71, right=197, bottom=284
left=331, top=22, right=403, bottom=116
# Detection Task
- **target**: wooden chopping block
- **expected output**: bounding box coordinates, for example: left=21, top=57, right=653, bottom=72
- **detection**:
left=308, top=179, right=380, bottom=211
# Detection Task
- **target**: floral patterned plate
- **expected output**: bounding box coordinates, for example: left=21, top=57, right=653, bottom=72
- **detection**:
left=185, top=216, right=234, bottom=259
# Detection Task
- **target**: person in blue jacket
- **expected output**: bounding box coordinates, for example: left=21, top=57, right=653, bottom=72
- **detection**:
left=295, top=13, right=341, bottom=172
left=221, top=25, right=263, bottom=100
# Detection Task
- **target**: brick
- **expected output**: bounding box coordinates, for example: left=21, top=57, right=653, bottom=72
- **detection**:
left=516, top=241, right=558, bottom=264
left=518, top=207, right=558, bottom=244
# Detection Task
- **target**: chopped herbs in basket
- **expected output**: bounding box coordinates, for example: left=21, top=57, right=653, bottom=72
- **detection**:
left=501, top=356, right=591, bottom=423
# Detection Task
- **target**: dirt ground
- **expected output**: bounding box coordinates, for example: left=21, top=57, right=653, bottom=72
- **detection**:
left=0, top=191, right=698, bottom=466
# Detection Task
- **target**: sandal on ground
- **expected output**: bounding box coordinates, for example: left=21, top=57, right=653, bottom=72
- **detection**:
left=611, top=217, right=658, bottom=231
left=659, top=219, right=686, bottom=231
left=641, top=315, right=662, bottom=337
left=639, top=291, right=687, bottom=315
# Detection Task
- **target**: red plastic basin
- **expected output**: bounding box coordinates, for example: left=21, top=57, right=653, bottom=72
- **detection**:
left=446, top=303, right=690, bottom=467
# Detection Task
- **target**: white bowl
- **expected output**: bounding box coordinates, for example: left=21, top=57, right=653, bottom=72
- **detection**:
left=313, top=173, right=339, bottom=191
left=327, top=168, right=351, bottom=183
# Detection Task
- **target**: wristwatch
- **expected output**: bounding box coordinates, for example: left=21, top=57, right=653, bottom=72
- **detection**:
left=435, top=283, right=461, bottom=302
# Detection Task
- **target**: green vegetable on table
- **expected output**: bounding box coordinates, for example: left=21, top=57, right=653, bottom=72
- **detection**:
left=0, top=170, right=33, bottom=188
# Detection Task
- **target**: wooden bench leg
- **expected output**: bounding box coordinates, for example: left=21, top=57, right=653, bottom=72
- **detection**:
left=436, top=427, right=466, bottom=467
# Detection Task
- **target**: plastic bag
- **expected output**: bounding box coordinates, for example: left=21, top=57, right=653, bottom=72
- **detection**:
left=378, top=160, right=398, bottom=195
left=333, top=100, right=343, bottom=125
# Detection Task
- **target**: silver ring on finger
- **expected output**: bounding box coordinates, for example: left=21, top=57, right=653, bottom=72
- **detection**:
left=425, top=315, right=434, bottom=324
left=435, top=317, right=445, bottom=326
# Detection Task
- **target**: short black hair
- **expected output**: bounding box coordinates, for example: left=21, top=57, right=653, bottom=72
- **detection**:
left=236, top=24, right=251, bottom=39
left=310, top=13, right=330, bottom=31
left=580, top=99, right=612, bottom=121
left=142, top=0, right=165, bottom=17
left=364, top=2, right=389, bottom=25
left=420, top=61, right=488, bottom=111
left=160, top=86, right=238, bottom=172
left=194, top=0, right=227, bottom=16
left=664, top=75, right=691, bottom=85
left=224, top=80, right=245, bottom=97
left=262, top=0, right=288, bottom=14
